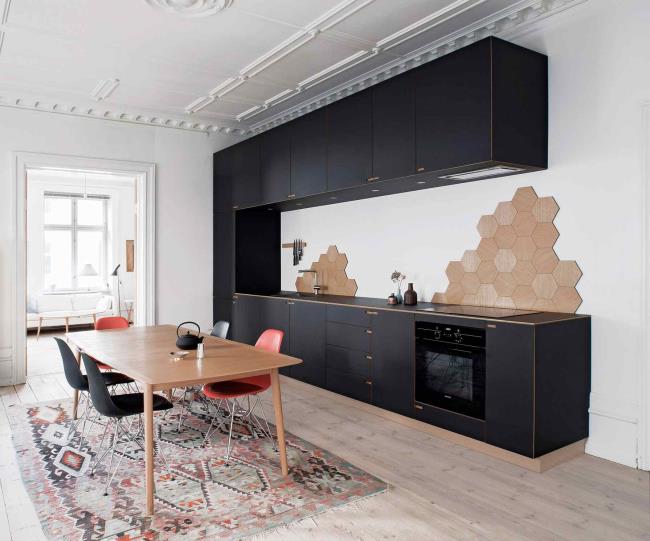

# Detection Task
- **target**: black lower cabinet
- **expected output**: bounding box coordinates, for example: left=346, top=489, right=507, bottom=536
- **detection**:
left=485, top=323, right=535, bottom=456
left=326, top=369, right=372, bottom=403
left=232, top=295, right=260, bottom=345
left=289, top=302, right=326, bottom=386
left=258, top=298, right=290, bottom=353
left=370, top=311, right=414, bottom=416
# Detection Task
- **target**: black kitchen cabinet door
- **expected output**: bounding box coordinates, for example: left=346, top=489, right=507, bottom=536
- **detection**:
left=290, top=108, right=327, bottom=198
left=232, top=295, right=261, bottom=345
left=485, top=323, right=535, bottom=457
left=258, top=298, right=291, bottom=355
left=260, top=126, right=291, bottom=204
left=371, top=311, right=414, bottom=417
left=232, top=138, right=261, bottom=209
left=372, top=73, right=415, bottom=180
left=213, top=147, right=234, bottom=213
left=213, top=212, right=234, bottom=298
left=415, top=39, right=491, bottom=173
left=326, top=370, right=372, bottom=403
left=212, top=297, right=232, bottom=335
left=290, top=301, right=326, bottom=387
left=327, top=90, right=373, bottom=191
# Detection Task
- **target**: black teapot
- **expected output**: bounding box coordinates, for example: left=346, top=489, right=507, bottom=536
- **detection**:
left=176, top=321, right=204, bottom=350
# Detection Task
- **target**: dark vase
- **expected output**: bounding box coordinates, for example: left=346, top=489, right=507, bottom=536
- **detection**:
left=404, top=283, right=418, bottom=305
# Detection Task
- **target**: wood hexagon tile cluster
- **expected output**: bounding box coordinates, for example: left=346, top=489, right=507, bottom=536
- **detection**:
left=432, top=187, right=583, bottom=313
left=296, top=245, right=358, bottom=296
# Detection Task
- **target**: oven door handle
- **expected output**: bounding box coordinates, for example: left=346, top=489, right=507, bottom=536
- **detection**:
left=449, top=349, right=473, bottom=356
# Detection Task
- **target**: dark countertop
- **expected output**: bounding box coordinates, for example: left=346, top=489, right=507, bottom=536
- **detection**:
left=235, top=291, right=590, bottom=326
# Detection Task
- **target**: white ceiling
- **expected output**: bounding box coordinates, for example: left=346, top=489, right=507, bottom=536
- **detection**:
left=0, top=0, right=584, bottom=136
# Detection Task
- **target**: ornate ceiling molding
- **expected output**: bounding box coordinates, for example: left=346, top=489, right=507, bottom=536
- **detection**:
left=144, top=0, right=234, bottom=18
left=0, top=93, right=247, bottom=136
left=249, top=0, right=588, bottom=134
left=0, top=0, right=12, bottom=56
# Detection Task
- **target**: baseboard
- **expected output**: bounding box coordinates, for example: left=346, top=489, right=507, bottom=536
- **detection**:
left=585, top=438, right=638, bottom=469
left=281, top=376, right=584, bottom=473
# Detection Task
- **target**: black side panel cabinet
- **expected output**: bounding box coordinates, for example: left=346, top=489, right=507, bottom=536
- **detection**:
left=372, top=72, right=415, bottom=180
left=327, top=90, right=373, bottom=190
left=290, top=302, right=327, bottom=387
left=485, top=323, right=535, bottom=457
left=290, top=108, right=328, bottom=198
left=371, top=311, right=414, bottom=416
left=213, top=147, right=234, bottom=213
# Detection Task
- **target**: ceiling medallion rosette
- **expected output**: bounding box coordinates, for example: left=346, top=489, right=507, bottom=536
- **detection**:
left=145, top=0, right=234, bottom=17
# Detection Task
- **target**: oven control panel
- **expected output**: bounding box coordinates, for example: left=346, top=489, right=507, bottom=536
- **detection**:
left=415, top=322, right=486, bottom=349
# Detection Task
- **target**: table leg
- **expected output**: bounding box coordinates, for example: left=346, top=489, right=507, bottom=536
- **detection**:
left=72, top=348, right=81, bottom=420
left=144, top=383, right=155, bottom=515
left=36, top=318, right=43, bottom=340
left=65, top=317, right=69, bottom=334
left=270, top=369, right=289, bottom=476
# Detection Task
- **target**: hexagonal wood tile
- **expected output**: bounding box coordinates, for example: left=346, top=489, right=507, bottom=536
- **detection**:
left=494, top=201, right=517, bottom=225
left=432, top=187, right=583, bottom=313
left=512, top=211, right=537, bottom=237
left=461, top=250, right=481, bottom=272
left=477, top=215, right=498, bottom=238
left=532, top=196, right=559, bottom=222
left=494, top=225, right=517, bottom=249
left=532, top=248, right=559, bottom=274
left=553, top=261, right=583, bottom=287
left=512, top=186, right=538, bottom=211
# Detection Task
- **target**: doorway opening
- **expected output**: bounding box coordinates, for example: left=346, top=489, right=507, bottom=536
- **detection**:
left=25, top=169, right=137, bottom=378
left=12, top=153, right=156, bottom=386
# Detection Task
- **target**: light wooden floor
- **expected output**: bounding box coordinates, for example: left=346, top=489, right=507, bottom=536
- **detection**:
left=0, top=359, right=648, bottom=540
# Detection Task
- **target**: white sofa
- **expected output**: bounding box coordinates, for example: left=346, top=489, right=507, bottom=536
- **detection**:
left=27, top=292, right=114, bottom=336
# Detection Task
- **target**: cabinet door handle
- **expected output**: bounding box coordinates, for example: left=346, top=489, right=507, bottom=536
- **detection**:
left=487, top=324, right=496, bottom=328
left=365, top=354, right=373, bottom=360
left=232, top=295, right=238, bottom=300
left=232, top=205, right=239, bottom=209
left=365, top=310, right=378, bottom=316
left=286, top=301, right=295, bottom=305
left=367, top=176, right=380, bottom=182
left=365, top=329, right=373, bottom=334
left=416, top=167, right=425, bottom=172
left=287, top=194, right=296, bottom=199
left=365, top=380, right=372, bottom=386
left=414, top=404, right=423, bottom=410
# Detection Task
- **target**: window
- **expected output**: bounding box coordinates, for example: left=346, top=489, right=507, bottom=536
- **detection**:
left=42, top=193, right=109, bottom=290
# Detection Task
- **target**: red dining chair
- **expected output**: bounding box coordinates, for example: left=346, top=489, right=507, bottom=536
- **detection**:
left=93, top=316, right=130, bottom=370
left=202, top=329, right=283, bottom=461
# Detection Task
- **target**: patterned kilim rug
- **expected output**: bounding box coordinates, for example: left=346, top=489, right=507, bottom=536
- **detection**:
left=7, top=397, right=387, bottom=540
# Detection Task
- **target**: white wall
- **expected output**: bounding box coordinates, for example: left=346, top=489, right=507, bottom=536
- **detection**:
left=0, top=108, right=237, bottom=382
left=282, top=0, right=650, bottom=468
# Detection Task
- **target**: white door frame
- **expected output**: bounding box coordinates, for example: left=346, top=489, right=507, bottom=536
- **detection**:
left=11, top=152, right=156, bottom=385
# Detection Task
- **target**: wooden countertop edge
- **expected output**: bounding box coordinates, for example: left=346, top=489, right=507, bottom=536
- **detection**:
left=281, top=376, right=586, bottom=473
left=235, top=292, right=591, bottom=327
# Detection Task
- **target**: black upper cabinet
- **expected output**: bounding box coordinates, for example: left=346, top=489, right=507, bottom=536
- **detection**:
left=213, top=147, right=234, bottom=213
left=290, top=301, right=327, bottom=387
left=327, top=90, right=373, bottom=190
left=371, top=311, right=414, bottom=417
left=372, top=73, right=415, bottom=180
left=290, top=108, right=328, bottom=198
left=260, top=126, right=291, bottom=204
left=415, top=39, right=492, bottom=172
left=235, top=209, right=280, bottom=295
left=232, top=138, right=261, bottom=209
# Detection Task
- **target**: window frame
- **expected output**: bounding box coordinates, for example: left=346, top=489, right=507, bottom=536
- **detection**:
left=43, top=192, right=110, bottom=291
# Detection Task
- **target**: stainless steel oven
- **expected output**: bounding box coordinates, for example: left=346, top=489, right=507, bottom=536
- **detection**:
left=415, top=321, right=486, bottom=420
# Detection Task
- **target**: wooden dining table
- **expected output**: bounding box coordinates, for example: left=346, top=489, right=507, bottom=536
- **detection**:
left=66, top=325, right=302, bottom=515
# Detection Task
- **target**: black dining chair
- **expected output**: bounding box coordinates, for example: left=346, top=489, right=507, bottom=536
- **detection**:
left=81, top=353, right=174, bottom=495
left=54, top=337, right=134, bottom=449
left=175, top=320, right=231, bottom=432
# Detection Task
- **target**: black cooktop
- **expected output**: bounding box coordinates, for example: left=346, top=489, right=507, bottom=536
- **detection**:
left=417, top=305, right=540, bottom=319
